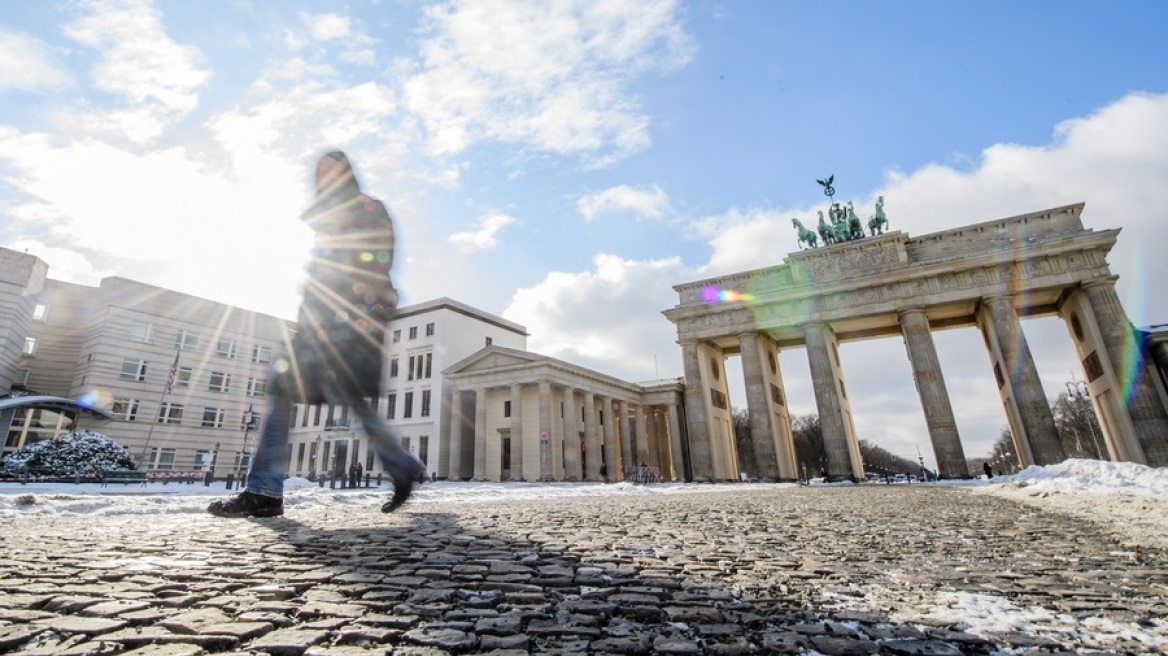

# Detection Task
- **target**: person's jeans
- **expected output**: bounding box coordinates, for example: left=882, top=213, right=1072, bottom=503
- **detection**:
left=245, top=391, right=413, bottom=499
left=245, top=393, right=293, bottom=498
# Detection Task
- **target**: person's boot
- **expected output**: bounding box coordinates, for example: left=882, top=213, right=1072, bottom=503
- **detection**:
left=381, top=451, right=425, bottom=513
left=207, top=491, right=283, bottom=518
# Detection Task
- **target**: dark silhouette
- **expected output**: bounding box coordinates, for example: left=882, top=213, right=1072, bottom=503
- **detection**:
left=208, top=151, right=423, bottom=519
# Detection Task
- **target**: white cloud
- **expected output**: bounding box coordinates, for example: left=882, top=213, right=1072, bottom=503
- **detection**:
left=448, top=213, right=516, bottom=253
left=305, top=12, right=351, bottom=41
left=577, top=184, right=671, bottom=221
left=404, top=0, right=694, bottom=164
left=0, top=28, right=71, bottom=91
left=64, top=0, right=210, bottom=115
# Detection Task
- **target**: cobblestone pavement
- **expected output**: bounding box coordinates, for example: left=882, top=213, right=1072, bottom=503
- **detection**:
left=1, top=485, right=1166, bottom=655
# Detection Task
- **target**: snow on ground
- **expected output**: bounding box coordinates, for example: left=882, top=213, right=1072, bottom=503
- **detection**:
left=2, top=460, right=1165, bottom=650
left=976, top=459, right=1168, bottom=550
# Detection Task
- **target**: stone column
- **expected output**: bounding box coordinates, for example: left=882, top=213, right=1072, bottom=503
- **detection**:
left=1083, top=279, right=1168, bottom=465
left=634, top=404, right=650, bottom=467
left=601, top=396, right=616, bottom=481
left=538, top=380, right=552, bottom=482
left=666, top=399, right=686, bottom=481
left=739, top=332, right=780, bottom=480
left=899, top=308, right=968, bottom=478
left=803, top=322, right=854, bottom=480
left=583, top=392, right=601, bottom=480
left=509, top=383, right=524, bottom=481
left=680, top=339, right=714, bottom=480
left=473, top=387, right=488, bottom=481
left=562, top=387, right=581, bottom=480
left=982, top=295, right=1065, bottom=465
left=619, top=400, right=633, bottom=479
left=447, top=386, right=463, bottom=481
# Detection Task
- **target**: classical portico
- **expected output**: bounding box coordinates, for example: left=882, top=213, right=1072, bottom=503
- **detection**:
left=664, top=203, right=1168, bottom=480
left=442, top=346, right=686, bottom=482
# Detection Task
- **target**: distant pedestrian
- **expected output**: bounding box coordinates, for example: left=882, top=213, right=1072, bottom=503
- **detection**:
left=983, top=461, right=993, bottom=479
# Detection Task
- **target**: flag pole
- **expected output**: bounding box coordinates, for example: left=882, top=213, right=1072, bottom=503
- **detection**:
left=140, top=349, right=180, bottom=468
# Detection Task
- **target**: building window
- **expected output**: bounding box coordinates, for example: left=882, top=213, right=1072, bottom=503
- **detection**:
left=22, top=336, right=37, bottom=356
left=386, top=393, right=397, bottom=419
left=175, top=329, right=200, bottom=350
left=504, top=400, right=511, bottom=418
left=246, top=377, right=267, bottom=397
left=202, top=407, right=225, bottom=428
left=390, top=358, right=399, bottom=378
left=409, top=326, right=418, bottom=339
left=403, top=392, right=413, bottom=419
left=120, top=359, right=148, bottom=381
left=241, top=409, right=259, bottom=430
left=392, top=330, right=401, bottom=343
left=216, top=338, right=237, bottom=358
left=419, top=436, right=429, bottom=465
left=129, top=322, right=156, bottom=343
left=425, top=322, right=434, bottom=336
left=209, top=372, right=232, bottom=393
left=407, top=355, right=415, bottom=381
left=421, top=390, right=431, bottom=417
left=415, top=355, right=425, bottom=380
left=485, top=336, right=493, bottom=346
left=194, top=450, right=210, bottom=471
left=33, top=304, right=48, bottom=322
left=424, top=352, right=432, bottom=379
left=157, top=403, right=184, bottom=425
left=401, top=436, right=411, bottom=452
left=313, top=405, right=322, bottom=426
left=252, top=345, right=272, bottom=364
left=111, top=398, right=140, bottom=421
left=174, top=367, right=193, bottom=388
left=149, top=447, right=176, bottom=470
left=295, top=443, right=305, bottom=472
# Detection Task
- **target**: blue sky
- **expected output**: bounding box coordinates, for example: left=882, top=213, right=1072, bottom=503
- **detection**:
left=3, top=0, right=1166, bottom=466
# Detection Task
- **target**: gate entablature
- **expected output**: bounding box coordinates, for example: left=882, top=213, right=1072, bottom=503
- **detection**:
left=664, top=202, right=1168, bottom=482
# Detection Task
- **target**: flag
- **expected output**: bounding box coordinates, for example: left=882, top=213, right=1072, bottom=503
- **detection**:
left=165, top=351, right=180, bottom=393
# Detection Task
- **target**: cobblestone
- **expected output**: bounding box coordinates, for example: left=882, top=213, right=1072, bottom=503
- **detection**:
left=0, top=485, right=1165, bottom=654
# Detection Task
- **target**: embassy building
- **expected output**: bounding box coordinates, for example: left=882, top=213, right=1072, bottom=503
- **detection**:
left=0, top=247, right=686, bottom=482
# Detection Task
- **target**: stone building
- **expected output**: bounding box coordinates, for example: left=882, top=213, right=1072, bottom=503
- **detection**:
left=0, top=247, right=686, bottom=482
left=664, top=203, right=1168, bottom=481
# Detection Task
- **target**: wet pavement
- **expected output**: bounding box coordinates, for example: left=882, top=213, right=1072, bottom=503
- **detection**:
left=1, top=484, right=1165, bottom=655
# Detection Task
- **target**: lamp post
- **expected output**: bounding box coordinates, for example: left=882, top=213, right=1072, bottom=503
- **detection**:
left=1066, top=379, right=1103, bottom=459
left=237, top=404, right=257, bottom=487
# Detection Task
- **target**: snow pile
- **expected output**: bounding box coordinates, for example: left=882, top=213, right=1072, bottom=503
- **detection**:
left=977, top=459, right=1168, bottom=550
left=0, top=429, right=136, bottom=476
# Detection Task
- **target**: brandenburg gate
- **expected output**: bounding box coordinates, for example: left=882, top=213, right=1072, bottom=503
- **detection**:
left=663, top=202, right=1168, bottom=481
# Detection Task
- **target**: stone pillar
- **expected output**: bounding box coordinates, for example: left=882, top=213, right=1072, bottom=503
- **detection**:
left=509, top=384, right=524, bottom=481
left=601, top=396, right=616, bottom=481
left=562, top=387, right=581, bottom=481
left=619, top=400, right=633, bottom=479
left=739, top=332, right=781, bottom=480
left=1082, top=279, right=1168, bottom=465
left=898, top=308, right=968, bottom=478
left=634, top=404, right=650, bottom=467
left=538, top=380, right=552, bottom=482
left=680, top=340, right=714, bottom=480
left=583, top=392, right=601, bottom=480
left=981, top=295, right=1065, bottom=466
left=447, top=387, right=464, bottom=480
left=666, top=400, right=686, bottom=481
left=473, top=387, right=488, bottom=481
left=803, top=322, right=861, bottom=480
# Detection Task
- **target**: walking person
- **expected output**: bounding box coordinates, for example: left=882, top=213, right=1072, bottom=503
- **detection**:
left=983, top=461, right=993, bottom=480
left=209, top=150, right=423, bottom=518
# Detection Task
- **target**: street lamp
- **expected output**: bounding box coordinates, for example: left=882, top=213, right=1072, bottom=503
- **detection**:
left=238, top=404, right=258, bottom=484
left=1066, top=379, right=1103, bottom=459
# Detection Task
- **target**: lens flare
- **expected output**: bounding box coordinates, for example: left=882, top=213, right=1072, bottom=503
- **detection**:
left=701, top=286, right=756, bottom=304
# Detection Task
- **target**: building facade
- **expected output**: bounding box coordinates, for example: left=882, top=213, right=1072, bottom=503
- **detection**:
left=2, top=247, right=687, bottom=483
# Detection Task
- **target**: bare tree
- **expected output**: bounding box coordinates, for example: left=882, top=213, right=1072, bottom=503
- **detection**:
left=732, top=408, right=758, bottom=478
left=791, top=414, right=827, bottom=480
left=1051, top=390, right=1106, bottom=459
